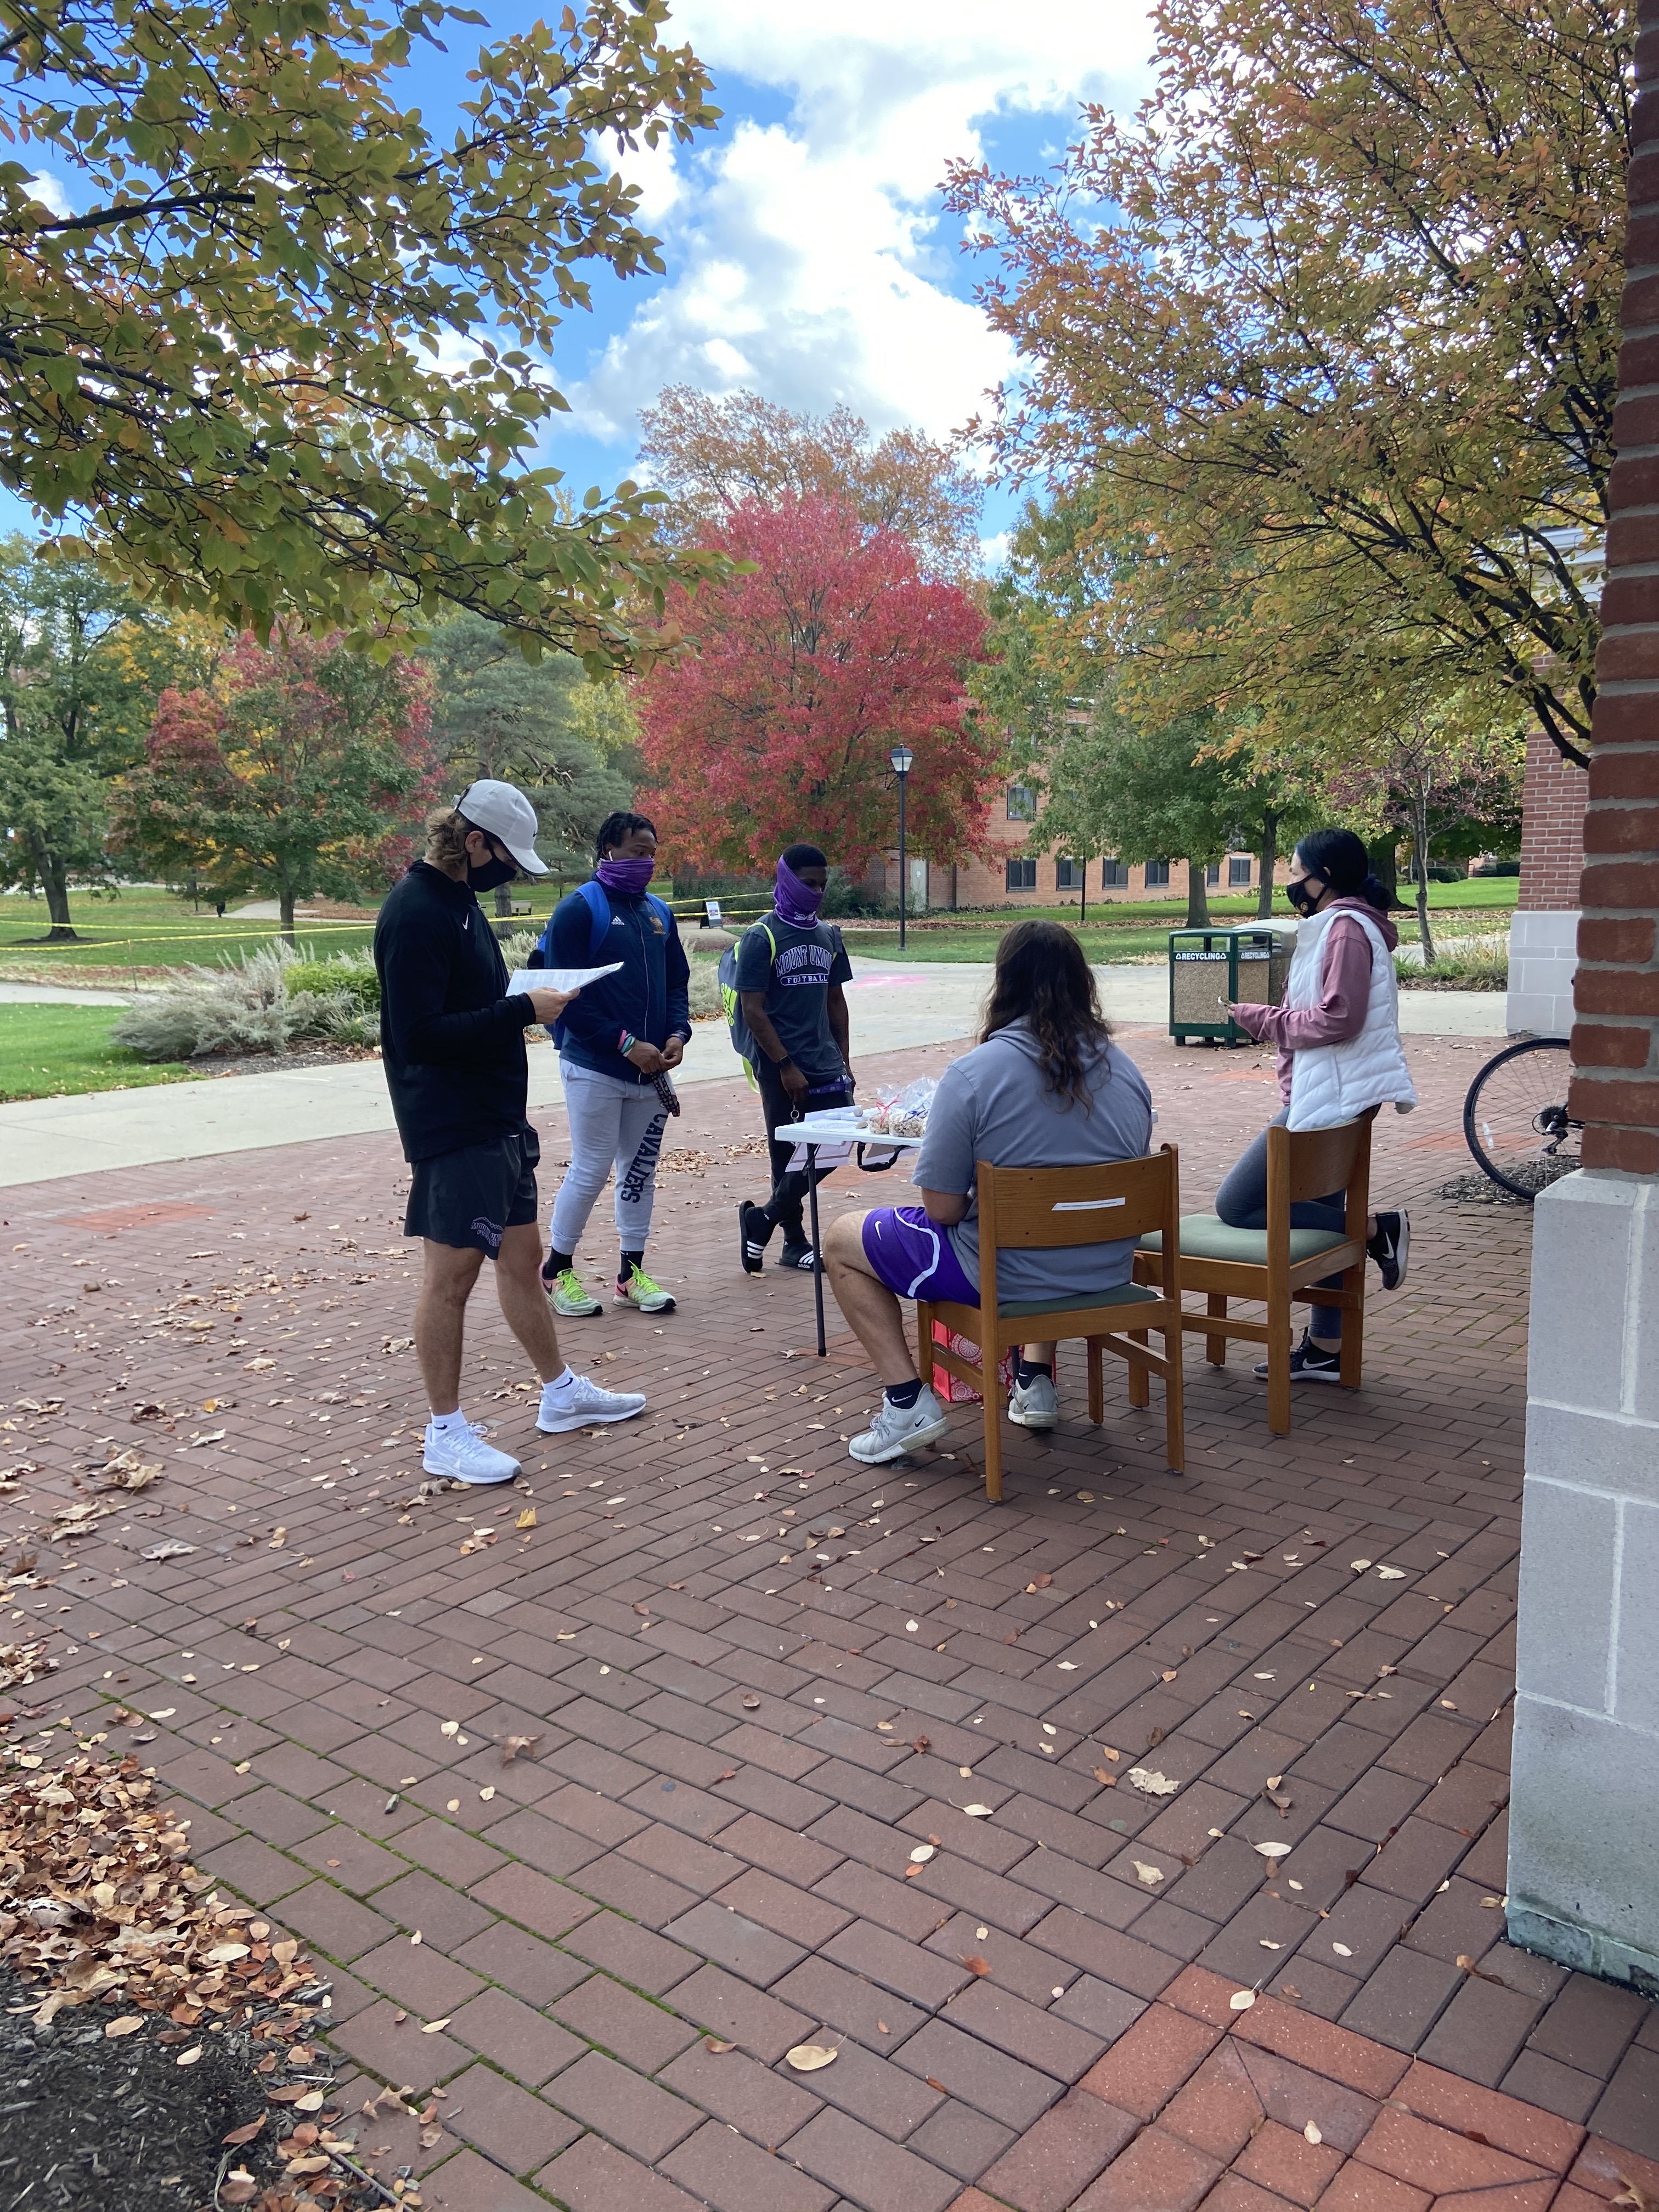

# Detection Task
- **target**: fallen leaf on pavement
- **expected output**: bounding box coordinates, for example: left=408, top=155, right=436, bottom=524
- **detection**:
left=786, top=2044, right=838, bottom=2072
left=704, top=2038, right=735, bottom=2053
left=1133, top=1861, right=1165, bottom=1886
left=1229, top=1990, right=1256, bottom=2011
left=963, top=1955, right=991, bottom=1976
left=1127, top=1768, right=1178, bottom=1796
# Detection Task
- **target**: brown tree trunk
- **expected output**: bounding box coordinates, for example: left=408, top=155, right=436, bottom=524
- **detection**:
left=279, top=884, right=297, bottom=946
left=1367, top=834, right=1399, bottom=904
left=1256, top=811, right=1279, bottom=919
left=1185, top=862, right=1211, bottom=928
left=1411, top=792, right=1436, bottom=963
left=495, top=883, right=514, bottom=919
left=31, top=839, right=78, bottom=941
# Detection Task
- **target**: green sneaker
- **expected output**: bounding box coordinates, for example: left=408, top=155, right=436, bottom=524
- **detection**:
left=614, top=1264, right=676, bottom=1314
left=544, top=1265, right=602, bottom=1317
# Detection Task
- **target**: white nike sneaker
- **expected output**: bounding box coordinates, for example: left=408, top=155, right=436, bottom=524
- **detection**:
left=537, top=1372, right=648, bottom=1434
left=423, top=1421, right=521, bottom=1485
left=848, top=1386, right=949, bottom=1464
left=1008, top=1372, right=1059, bottom=1429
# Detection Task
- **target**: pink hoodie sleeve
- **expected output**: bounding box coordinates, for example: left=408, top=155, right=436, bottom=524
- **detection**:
left=1231, top=915, right=1374, bottom=1079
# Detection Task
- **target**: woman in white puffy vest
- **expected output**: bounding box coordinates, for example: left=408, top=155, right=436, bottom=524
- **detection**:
left=1220, top=826, right=1418, bottom=1386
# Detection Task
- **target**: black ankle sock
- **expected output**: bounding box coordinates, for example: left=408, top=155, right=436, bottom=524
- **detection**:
left=619, top=1249, right=644, bottom=1278
left=545, top=1247, right=573, bottom=1279
left=1015, top=1358, right=1053, bottom=1386
left=885, top=1377, right=924, bottom=1409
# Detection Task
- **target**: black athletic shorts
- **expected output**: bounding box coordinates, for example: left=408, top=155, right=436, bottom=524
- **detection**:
left=404, top=1124, right=540, bottom=1257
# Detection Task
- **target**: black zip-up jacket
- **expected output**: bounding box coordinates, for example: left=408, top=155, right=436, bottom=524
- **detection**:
left=374, top=861, right=537, bottom=1161
left=540, top=884, right=691, bottom=1086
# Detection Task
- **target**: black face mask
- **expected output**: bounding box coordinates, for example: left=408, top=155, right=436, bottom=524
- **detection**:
left=467, top=854, right=517, bottom=895
left=1285, top=874, right=1325, bottom=917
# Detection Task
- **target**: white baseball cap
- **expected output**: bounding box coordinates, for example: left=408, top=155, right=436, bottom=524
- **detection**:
left=453, top=780, right=549, bottom=876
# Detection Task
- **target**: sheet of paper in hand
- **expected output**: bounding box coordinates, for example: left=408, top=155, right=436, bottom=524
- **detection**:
left=507, top=964, right=623, bottom=996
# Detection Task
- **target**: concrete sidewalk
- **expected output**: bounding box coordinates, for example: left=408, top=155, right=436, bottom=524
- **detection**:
left=0, top=960, right=1508, bottom=1187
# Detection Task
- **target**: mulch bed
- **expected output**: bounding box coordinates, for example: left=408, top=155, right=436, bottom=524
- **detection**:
left=198, top=1047, right=380, bottom=1080
left=0, top=1750, right=420, bottom=2212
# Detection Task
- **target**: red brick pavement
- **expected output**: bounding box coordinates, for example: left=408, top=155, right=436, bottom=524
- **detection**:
left=2, top=1023, right=1654, bottom=2212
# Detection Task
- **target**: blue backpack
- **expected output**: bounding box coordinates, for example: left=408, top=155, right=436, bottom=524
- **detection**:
left=535, top=879, right=674, bottom=1046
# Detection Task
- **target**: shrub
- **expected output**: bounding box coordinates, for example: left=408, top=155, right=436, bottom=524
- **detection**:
left=1396, top=941, right=1508, bottom=991
left=285, top=955, right=379, bottom=1009
left=688, top=958, right=722, bottom=1019
left=111, top=943, right=379, bottom=1059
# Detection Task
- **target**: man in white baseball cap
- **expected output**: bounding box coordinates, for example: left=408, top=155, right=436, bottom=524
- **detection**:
left=452, top=779, right=550, bottom=879
left=373, top=780, right=648, bottom=1486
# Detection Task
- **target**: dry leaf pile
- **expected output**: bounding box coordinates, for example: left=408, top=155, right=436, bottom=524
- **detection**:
left=0, top=1750, right=317, bottom=2027
left=0, top=1637, right=58, bottom=1695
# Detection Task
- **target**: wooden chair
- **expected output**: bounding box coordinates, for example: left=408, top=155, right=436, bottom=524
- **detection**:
left=917, top=1147, right=1185, bottom=1503
left=1132, top=1113, right=1374, bottom=1436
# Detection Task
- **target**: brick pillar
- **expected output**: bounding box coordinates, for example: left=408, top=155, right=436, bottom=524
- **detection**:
left=1507, top=0, right=1659, bottom=1992
left=1568, top=0, right=1659, bottom=1171
left=1507, top=731, right=1588, bottom=1035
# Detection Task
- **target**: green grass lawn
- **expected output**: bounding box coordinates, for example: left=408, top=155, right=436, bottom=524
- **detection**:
left=0, top=872, right=1519, bottom=979
left=0, top=1003, right=205, bottom=1102
left=851, top=878, right=1520, bottom=963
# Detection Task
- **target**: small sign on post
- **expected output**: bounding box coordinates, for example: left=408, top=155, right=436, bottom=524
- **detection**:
left=704, top=898, right=723, bottom=927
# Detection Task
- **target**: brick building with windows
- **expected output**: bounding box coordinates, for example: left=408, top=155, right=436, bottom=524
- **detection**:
left=877, top=779, right=1290, bottom=911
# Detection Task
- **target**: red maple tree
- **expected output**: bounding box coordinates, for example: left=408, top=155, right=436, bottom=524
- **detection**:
left=635, top=495, right=998, bottom=874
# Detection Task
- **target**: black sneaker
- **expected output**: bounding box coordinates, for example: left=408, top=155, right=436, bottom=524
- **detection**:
left=1367, top=1209, right=1409, bottom=1292
left=1253, top=1332, right=1344, bottom=1384
left=778, top=1240, right=819, bottom=1272
left=737, top=1200, right=768, bottom=1276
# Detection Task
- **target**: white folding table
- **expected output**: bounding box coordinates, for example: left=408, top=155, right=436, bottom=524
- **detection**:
left=769, top=1111, right=925, bottom=1355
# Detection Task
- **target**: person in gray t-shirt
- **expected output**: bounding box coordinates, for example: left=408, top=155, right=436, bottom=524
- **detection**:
left=823, top=920, right=1153, bottom=1464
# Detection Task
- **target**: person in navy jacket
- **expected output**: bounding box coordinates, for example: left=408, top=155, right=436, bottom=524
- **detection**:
left=537, top=811, right=691, bottom=1317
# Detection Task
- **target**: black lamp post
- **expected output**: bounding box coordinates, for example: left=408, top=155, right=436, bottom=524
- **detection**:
left=890, top=746, right=914, bottom=951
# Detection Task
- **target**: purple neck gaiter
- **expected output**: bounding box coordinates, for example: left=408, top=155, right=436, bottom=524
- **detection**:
left=596, top=856, right=655, bottom=895
left=775, top=859, right=824, bottom=928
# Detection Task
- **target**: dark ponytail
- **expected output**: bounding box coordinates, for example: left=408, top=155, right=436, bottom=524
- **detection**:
left=1294, top=827, right=1395, bottom=914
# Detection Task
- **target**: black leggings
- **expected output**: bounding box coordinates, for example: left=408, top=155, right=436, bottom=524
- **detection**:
left=1214, top=1107, right=1350, bottom=1341
left=752, top=1057, right=851, bottom=1245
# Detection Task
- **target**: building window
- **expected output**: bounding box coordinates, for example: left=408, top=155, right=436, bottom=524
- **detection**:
left=1229, top=855, right=1252, bottom=886
left=1206, top=861, right=1221, bottom=885
left=1056, top=857, right=1085, bottom=889
left=1144, top=859, right=1170, bottom=887
left=1006, top=857, right=1037, bottom=890
left=1102, top=857, right=1130, bottom=888
left=1007, top=785, right=1037, bottom=822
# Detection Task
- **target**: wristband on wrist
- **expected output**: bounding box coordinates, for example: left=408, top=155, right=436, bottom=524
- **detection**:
left=620, top=1031, right=637, bottom=1055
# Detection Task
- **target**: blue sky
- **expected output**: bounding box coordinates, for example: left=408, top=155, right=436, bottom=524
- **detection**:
left=3, top=1, right=1155, bottom=568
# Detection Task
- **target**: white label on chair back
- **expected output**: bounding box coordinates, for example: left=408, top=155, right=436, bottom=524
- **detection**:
left=1051, top=1197, right=1127, bottom=1212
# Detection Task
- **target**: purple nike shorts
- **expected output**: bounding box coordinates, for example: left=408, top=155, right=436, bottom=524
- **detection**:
left=860, top=1206, right=978, bottom=1305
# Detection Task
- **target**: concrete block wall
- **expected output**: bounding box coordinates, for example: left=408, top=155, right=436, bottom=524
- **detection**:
left=1510, top=1174, right=1659, bottom=1991
left=1509, top=0, right=1659, bottom=1996
left=1507, top=909, right=1582, bottom=1038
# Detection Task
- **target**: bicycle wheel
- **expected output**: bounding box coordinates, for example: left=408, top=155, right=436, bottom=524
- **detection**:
left=1463, top=1037, right=1581, bottom=1201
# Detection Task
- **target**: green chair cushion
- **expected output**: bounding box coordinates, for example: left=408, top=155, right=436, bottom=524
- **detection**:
left=932, top=1283, right=1160, bottom=1321
left=1138, top=1215, right=1351, bottom=1265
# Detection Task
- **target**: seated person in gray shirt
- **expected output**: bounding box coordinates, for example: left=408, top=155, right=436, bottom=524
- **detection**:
left=823, top=920, right=1153, bottom=1464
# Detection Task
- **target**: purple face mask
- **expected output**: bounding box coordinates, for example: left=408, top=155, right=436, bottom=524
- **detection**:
left=596, top=855, right=656, bottom=895
left=775, top=858, right=824, bottom=927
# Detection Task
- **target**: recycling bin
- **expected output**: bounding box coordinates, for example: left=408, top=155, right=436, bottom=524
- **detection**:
left=1168, top=924, right=1292, bottom=1045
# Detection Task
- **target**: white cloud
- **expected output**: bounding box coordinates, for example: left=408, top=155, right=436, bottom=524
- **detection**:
left=26, top=171, right=72, bottom=217
left=562, top=0, right=1153, bottom=449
